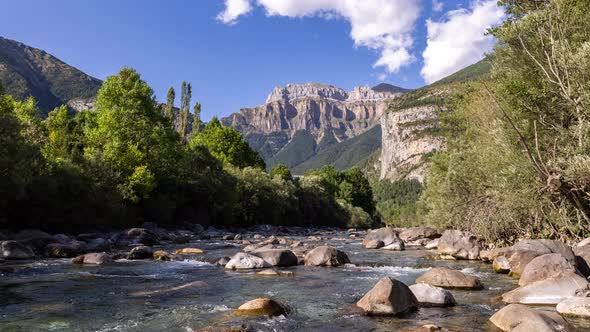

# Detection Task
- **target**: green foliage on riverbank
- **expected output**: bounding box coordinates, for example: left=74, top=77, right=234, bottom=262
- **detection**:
left=417, top=0, right=590, bottom=243
left=0, top=69, right=377, bottom=232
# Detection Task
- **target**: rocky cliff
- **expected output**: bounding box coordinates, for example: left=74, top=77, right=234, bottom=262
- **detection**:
left=222, top=83, right=407, bottom=168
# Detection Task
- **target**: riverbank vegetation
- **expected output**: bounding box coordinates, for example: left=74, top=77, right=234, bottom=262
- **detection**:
left=0, top=69, right=376, bottom=233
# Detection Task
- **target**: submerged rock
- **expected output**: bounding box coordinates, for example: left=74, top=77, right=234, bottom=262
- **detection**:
left=303, top=246, right=350, bottom=267
left=409, top=284, right=456, bottom=307
left=415, top=267, right=483, bottom=289
left=363, top=228, right=402, bottom=249
left=556, top=297, right=590, bottom=318
left=235, top=298, right=288, bottom=317
left=252, top=249, right=298, bottom=267
left=225, top=252, right=270, bottom=270
left=501, top=272, right=589, bottom=304
left=0, top=240, right=34, bottom=259
left=127, top=245, right=154, bottom=260
left=489, top=304, right=574, bottom=332
left=72, top=252, right=113, bottom=265
left=356, top=277, right=418, bottom=315
left=437, top=230, right=480, bottom=260
left=255, top=269, right=294, bottom=277
left=518, top=253, right=576, bottom=286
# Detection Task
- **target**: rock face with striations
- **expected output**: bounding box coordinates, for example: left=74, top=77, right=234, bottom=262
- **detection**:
left=222, top=83, right=407, bottom=168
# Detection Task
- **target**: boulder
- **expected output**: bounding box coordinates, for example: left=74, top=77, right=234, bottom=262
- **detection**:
left=235, top=298, right=288, bottom=317
left=415, top=267, right=483, bottom=289
left=252, top=249, right=298, bottom=267
left=356, top=277, right=418, bottom=315
left=399, top=227, right=440, bottom=242
left=506, top=250, right=542, bottom=278
left=225, top=252, right=270, bottom=270
left=556, top=297, right=590, bottom=318
left=409, top=283, right=456, bottom=307
left=72, top=252, right=113, bottom=265
left=175, top=248, right=204, bottom=255
left=577, top=237, right=590, bottom=247
left=255, top=269, right=294, bottom=277
left=437, top=230, right=480, bottom=260
left=490, top=304, right=574, bottom=332
left=153, top=250, right=171, bottom=261
left=501, top=272, right=589, bottom=304
left=13, top=230, right=56, bottom=252
left=573, top=245, right=590, bottom=277
left=382, top=241, right=405, bottom=251
left=127, top=245, right=154, bottom=260
left=0, top=240, right=34, bottom=259
left=216, top=257, right=230, bottom=266
left=85, top=238, right=111, bottom=252
left=512, top=240, right=575, bottom=265
left=303, top=246, right=350, bottom=267
left=493, top=256, right=511, bottom=274
left=363, top=227, right=401, bottom=249
left=425, top=239, right=439, bottom=250
left=518, top=253, right=577, bottom=286
left=44, top=241, right=86, bottom=258
left=126, top=228, right=159, bottom=246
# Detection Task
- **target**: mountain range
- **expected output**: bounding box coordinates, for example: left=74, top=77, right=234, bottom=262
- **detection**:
left=0, top=36, right=491, bottom=181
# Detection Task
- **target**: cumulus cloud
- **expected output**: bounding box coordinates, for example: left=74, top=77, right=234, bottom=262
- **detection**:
left=421, top=0, right=504, bottom=84
left=432, top=0, right=443, bottom=12
left=217, top=0, right=252, bottom=25
left=217, top=0, right=421, bottom=73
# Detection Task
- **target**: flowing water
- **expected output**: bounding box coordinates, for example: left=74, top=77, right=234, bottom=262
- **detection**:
left=0, top=232, right=585, bottom=331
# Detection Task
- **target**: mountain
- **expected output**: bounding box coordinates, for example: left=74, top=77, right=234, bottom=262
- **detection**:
left=0, top=36, right=102, bottom=116
left=378, top=57, right=493, bottom=182
left=221, top=82, right=407, bottom=169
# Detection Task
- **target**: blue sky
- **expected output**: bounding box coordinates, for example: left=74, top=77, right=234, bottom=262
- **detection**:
left=0, top=0, right=503, bottom=120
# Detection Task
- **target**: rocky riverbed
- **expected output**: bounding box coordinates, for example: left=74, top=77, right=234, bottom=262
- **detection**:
left=1, top=225, right=589, bottom=331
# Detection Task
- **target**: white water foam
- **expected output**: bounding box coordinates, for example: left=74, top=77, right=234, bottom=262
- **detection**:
left=461, top=267, right=489, bottom=278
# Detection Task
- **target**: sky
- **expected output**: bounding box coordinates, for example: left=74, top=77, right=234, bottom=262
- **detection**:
left=0, top=0, right=504, bottom=121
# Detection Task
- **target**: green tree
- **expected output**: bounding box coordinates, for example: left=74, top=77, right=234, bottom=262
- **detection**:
left=193, top=102, right=201, bottom=134
left=165, top=87, right=175, bottom=123
left=342, top=167, right=375, bottom=215
left=270, top=164, right=293, bottom=182
left=189, top=117, right=265, bottom=169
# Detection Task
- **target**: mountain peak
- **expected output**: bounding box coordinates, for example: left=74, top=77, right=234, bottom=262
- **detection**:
left=266, top=83, right=348, bottom=103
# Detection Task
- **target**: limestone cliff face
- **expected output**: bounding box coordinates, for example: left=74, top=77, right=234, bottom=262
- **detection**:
left=222, top=83, right=404, bottom=161
left=379, top=104, right=445, bottom=183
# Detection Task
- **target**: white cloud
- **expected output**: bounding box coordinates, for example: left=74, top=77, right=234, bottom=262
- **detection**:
left=421, top=0, right=504, bottom=84
left=217, top=0, right=252, bottom=25
left=432, top=0, right=443, bottom=12
left=217, top=0, right=421, bottom=73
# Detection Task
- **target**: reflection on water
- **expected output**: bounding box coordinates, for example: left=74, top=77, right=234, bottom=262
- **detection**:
left=0, top=232, right=575, bottom=331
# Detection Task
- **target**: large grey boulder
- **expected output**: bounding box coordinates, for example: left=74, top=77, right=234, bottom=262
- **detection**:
left=399, top=227, right=440, bottom=242
left=235, top=298, right=288, bottom=317
left=252, top=249, right=298, bottom=267
left=0, top=240, right=34, bottom=259
left=127, top=245, right=154, bottom=260
left=13, top=230, right=56, bottom=252
left=573, top=245, right=590, bottom=277
left=363, top=228, right=402, bottom=249
left=44, top=240, right=86, bottom=258
left=489, top=304, right=574, bottom=332
left=437, top=230, right=480, bottom=260
left=356, top=277, right=418, bottom=315
left=501, top=272, right=589, bottom=304
left=409, top=283, right=456, bottom=307
left=72, top=252, right=113, bottom=265
left=518, top=253, right=577, bottom=286
left=225, top=252, right=271, bottom=270
left=556, top=297, right=590, bottom=318
left=304, top=246, right=350, bottom=267
left=415, top=267, right=483, bottom=289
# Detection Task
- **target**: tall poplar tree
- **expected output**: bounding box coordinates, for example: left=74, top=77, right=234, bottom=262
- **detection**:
left=193, top=102, right=201, bottom=133
left=165, top=87, right=175, bottom=123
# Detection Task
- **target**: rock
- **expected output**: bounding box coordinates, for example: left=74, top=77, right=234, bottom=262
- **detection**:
left=216, top=257, right=230, bottom=266
left=235, top=298, right=288, bottom=317
left=127, top=246, right=153, bottom=260
left=153, top=250, right=171, bottom=261
left=72, top=252, right=113, bottom=265
left=303, top=246, right=350, bottom=267
left=408, top=325, right=449, bottom=332
left=252, top=249, right=298, bottom=267
left=225, top=252, right=270, bottom=270
left=222, top=234, right=235, bottom=240
left=489, top=304, right=574, bottom=332
left=518, top=253, right=577, bottom=286
left=493, top=256, right=511, bottom=273
left=76, top=233, right=102, bottom=242
left=127, top=228, right=159, bottom=246
left=501, top=272, right=589, bottom=304
left=253, top=234, right=264, bottom=239
left=196, top=324, right=251, bottom=332
left=363, top=227, right=401, bottom=249
left=44, top=241, right=86, bottom=258
left=255, top=269, right=294, bottom=277
left=437, top=230, right=480, bottom=260
left=573, top=245, right=590, bottom=277
left=415, top=267, right=483, bottom=289
left=174, top=248, right=204, bottom=255
left=577, top=237, right=590, bottom=247
left=513, top=240, right=575, bottom=265
left=556, top=297, right=590, bottom=318
left=85, top=238, right=111, bottom=252
left=382, top=241, right=405, bottom=251
left=234, top=234, right=242, bottom=241
left=13, top=230, right=56, bottom=252
left=0, top=240, right=34, bottom=259
left=409, top=284, right=456, bottom=307
left=425, top=239, right=439, bottom=250
left=399, top=227, right=440, bottom=242
left=356, top=277, right=418, bottom=315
